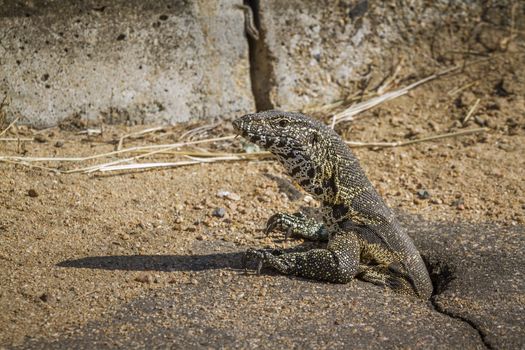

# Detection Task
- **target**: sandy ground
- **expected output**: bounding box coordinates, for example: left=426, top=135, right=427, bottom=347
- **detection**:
left=0, top=49, right=524, bottom=348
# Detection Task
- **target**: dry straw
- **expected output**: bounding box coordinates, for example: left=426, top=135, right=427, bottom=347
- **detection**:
left=0, top=58, right=494, bottom=174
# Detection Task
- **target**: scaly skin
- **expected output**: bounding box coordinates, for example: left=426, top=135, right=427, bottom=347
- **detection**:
left=233, top=110, right=433, bottom=299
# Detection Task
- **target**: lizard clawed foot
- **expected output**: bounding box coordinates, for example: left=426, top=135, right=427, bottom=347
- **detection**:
left=265, top=212, right=306, bottom=237
left=242, top=248, right=283, bottom=274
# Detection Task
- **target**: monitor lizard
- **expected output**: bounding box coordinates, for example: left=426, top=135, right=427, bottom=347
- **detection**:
left=233, top=110, right=433, bottom=299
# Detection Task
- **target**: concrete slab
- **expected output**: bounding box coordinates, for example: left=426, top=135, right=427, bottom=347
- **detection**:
left=411, top=218, right=525, bottom=350
left=252, top=1, right=482, bottom=111
left=0, top=0, right=254, bottom=127
left=18, top=218, right=524, bottom=349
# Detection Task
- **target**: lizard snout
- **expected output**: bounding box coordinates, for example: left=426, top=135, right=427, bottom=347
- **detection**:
left=232, top=118, right=245, bottom=135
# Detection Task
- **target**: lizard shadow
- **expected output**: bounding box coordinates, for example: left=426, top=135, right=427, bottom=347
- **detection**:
left=56, top=243, right=321, bottom=274
left=57, top=252, right=246, bottom=272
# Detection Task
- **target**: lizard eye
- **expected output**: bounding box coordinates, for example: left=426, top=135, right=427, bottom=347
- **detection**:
left=278, top=119, right=288, bottom=128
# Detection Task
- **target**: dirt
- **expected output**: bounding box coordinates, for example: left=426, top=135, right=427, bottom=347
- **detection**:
left=1, top=43, right=524, bottom=348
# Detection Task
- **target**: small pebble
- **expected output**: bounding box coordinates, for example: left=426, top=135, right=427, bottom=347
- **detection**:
left=134, top=274, right=152, bottom=283
left=303, top=195, right=314, bottom=203
left=39, top=292, right=54, bottom=303
left=474, top=116, right=486, bottom=127
left=28, top=189, right=39, bottom=197
left=416, top=190, right=430, bottom=200
left=34, top=134, right=47, bottom=143
left=216, top=190, right=241, bottom=201
left=212, top=207, right=226, bottom=218
left=54, top=140, right=64, bottom=148
left=451, top=198, right=465, bottom=210
left=120, top=233, right=130, bottom=241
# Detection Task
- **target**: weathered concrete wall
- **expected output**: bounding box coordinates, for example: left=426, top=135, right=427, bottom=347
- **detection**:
left=251, top=0, right=486, bottom=111
left=0, top=0, right=254, bottom=127
left=0, top=1, right=519, bottom=127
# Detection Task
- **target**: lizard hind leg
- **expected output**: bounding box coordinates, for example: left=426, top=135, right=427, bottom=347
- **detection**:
left=244, top=232, right=361, bottom=283
left=357, top=266, right=414, bottom=295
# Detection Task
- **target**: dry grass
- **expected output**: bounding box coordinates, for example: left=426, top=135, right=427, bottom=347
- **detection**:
left=0, top=125, right=488, bottom=174
left=0, top=57, right=497, bottom=174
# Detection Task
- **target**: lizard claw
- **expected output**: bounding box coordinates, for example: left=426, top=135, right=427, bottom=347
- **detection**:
left=242, top=248, right=277, bottom=273
left=284, top=227, right=293, bottom=241
left=265, top=213, right=281, bottom=235
left=265, top=212, right=305, bottom=237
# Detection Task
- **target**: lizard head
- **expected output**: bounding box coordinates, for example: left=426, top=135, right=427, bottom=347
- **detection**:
left=233, top=110, right=337, bottom=197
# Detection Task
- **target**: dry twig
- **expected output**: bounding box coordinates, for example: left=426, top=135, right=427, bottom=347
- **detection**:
left=462, top=98, right=481, bottom=125
left=345, top=127, right=487, bottom=148
left=235, top=4, right=260, bottom=40
left=95, top=158, right=235, bottom=173
left=76, top=128, right=102, bottom=136
left=117, top=126, right=164, bottom=150
left=179, top=123, right=218, bottom=141
left=0, top=116, right=19, bottom=138
left=447, top=80, right=479, bottom=96
left=333, top=58, right=490, bottom=124
left=0, top=137, right=33, bottom=142
left=0, top=135, right=236, bottom=164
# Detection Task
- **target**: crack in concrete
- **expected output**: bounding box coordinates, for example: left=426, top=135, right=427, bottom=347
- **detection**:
left=426, top=258, right=492, bottom=349
left=245, top=0, right=275, bottom=111
left=430, top=298, right=493, bottom=350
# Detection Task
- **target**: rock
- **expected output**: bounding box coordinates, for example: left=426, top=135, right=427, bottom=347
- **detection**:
left=416, top=190, right=430, bottom=200
left=54, top=140, right=64, bottom=148
left=474, top=116, right=486, bottom=127
left=33, top=134, right=47, bottom=143
left=39, top=292, right=54, bottom=303
left=451, top=198, right=464, bottom=209
left=494, top=79, right=512, bottom=97
left=134, top=274, right=152, bottom=284
left=212, top=208, right=226, bottom=218
left=216, top=191, right=241, bottom=201
left=27, top=189, right=39, bottom=198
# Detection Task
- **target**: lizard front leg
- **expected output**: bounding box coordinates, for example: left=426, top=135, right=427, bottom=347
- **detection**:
left=265, top=212, right=329, bottom=241
left=243, top=233, right=361, bottom=283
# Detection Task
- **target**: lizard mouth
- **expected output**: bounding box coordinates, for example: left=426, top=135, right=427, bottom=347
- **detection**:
left=232, top=115, right=287, bottom=150
left=232, top=118, right=266, bottom=145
